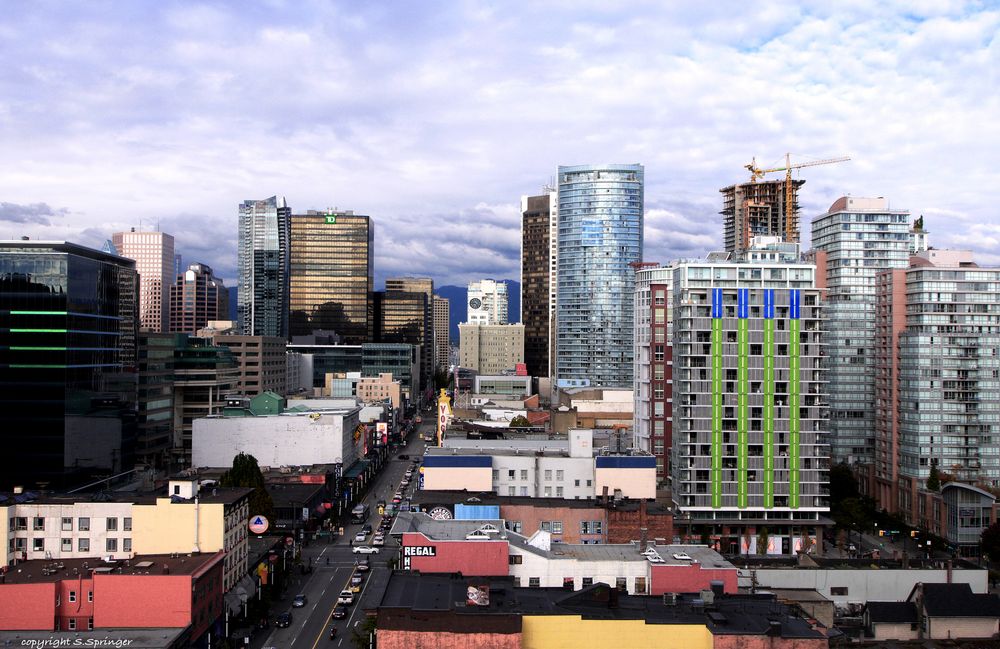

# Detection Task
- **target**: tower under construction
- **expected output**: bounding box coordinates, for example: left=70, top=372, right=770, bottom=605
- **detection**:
left=720, top=178, right=805, bottom=255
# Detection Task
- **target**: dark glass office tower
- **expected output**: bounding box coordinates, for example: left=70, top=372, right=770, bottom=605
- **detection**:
left=374, top=287, right=430, bottom=404
left=238, top=196, right=291, bottom=338
left=0, top=240, right=138, bottom=489
left=289, top=210, right=373, bottom=343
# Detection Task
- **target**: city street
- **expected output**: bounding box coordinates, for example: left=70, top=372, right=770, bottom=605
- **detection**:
left=254, top=420, right=430, bottom=649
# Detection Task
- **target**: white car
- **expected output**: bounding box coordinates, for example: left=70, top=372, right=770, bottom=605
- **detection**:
left=352, top=545, right=379, bottom=554
left=372, top=535, right=385, bottom=546
left=337, top=590, right=354, bottom=605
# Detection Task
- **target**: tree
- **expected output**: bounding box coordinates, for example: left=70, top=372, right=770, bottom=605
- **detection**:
left=927, top=463, right=941, bottom=492
left=220, top=452, right=274, bottom=520
left=351, top=615, right=377, bottom=649
left=509, top=415, right=530, bottom=428
left=982, top=522, right=1000, bottom=563
left=757, top=526, right=770, bottom=555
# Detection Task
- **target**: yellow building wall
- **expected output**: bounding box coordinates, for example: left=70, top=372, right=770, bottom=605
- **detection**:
left=131, top=498, right=226, bottom=555
left=521, top=615, right=712, bottom=649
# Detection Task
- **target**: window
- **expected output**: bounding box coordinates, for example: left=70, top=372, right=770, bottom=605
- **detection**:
left=61, top=517, right=73, bottom=532
left=552, top=522, right=563, bottom=534
left=61, top=538, right=72, bottom=552
left=582, top=577, right=593, bottom=587
left=635, top=577, right=647, bottom=594
left=508, top=486, right=516, bottom=496
left=123, top=538, right=132, bottom=552
left=509, top=521, right=522, bottom=533
left=529, top=577, right=540, bottom=588
left=520, top=470, right=528, bottom=480
left=541, top=521, right=551, bottom=532
left=33, top=538, right=44, bottom=552
left=556, top=470, right=564, bottom=481
left=69, top=591, right=77, bottom=603
left=68, top=619, right=76, bottom=631
left=106, top=538, right=118, bottom=552
left=544, top=469, right=552, bottom=480
left=123, top=517, right=132, bottom=532
left=12, top=517, right=27, bottom=531
left=543, top=487, right=552, bottom=497
left=88, top=618, right=94, bottom=630
left=519, top=486, right=528, bottom=496
left=14, top=538, right=25, bottom=552
left=33, top=517, right=44, bottom=531
left=556, top=486, right=564, bottom=497
left=78, top=538, right=90, bottom=552
left=88, top=591, right=93, bottom=603
left=586, top=480, right=592, bottom=487
left=173, top=485, right=181, bottom=495
left=492, top=470, right=499, bottom=481
left=106, top=518, right=117, bottom=532
left=830, top=587, right=848, bottom=596
left=509, top=555, right=523, bottom=565
left=616, top=577, right=628, bottom=592
left=78, top=517, right=90, bottom=532
left=574, top=479, right=580, bottom=487
left=563, top=577, right=575, bottom=589
left=508, top=470, right=515, bottom=479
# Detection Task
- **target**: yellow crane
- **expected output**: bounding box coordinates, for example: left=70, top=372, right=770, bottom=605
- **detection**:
left=745, top=153, right=850, bottom=243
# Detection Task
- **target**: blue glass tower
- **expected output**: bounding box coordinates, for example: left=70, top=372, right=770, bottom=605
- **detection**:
left=238, top=196, right=291, bottom=338
left=555, top=164, right=643, bottom=387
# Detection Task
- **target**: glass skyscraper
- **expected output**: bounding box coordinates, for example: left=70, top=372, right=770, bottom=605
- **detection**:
left=238, top=196, right=291, bottom=338
left=811, top=197, right=911, bottom=465
left=0, top=240, right=138, bottom=489
left=555, top=164, right=643, bottom=387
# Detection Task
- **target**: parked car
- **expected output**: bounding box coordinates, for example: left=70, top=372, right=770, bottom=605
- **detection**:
left=331, top=605, right=348, bottom=620
left=275, top=612, right=293, bottom=628
left=352, top=545, right=379, bottom=554
left=292, top=594, right=307, bottom=608
left=337, top=590, right=354, bottom=605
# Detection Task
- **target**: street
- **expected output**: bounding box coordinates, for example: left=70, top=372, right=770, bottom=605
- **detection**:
left=252, top=422, right=430, bottom=649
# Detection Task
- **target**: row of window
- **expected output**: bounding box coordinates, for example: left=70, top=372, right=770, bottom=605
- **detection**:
left=8, top=516, right=131, bottom=532
left=513, top=575, right=644, bottom=592
left=10, top=537, right=131, bottom=553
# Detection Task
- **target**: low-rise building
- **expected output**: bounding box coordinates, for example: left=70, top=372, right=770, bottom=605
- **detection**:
left=375, top=571, right=826, bottom=649
left=908, top=582, right=1000, bottom=641
left=474, top=375, right=532, bottom=397
left=0, top=551, right=223, bottom=641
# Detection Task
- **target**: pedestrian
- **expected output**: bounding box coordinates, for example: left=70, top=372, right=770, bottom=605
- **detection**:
left=350, top=538, right=353, bottom=548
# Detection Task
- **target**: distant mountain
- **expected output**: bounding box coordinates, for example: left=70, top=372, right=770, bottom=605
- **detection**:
left=435, top=280, right=520, bottom=343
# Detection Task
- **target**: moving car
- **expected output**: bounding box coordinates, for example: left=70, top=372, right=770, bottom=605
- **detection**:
left=356, top=557, right=371, bottom=572
left=372, top=535, right=385, bottom=547
left=275, top=612, right=293, bottom=628
left=331, top=605, right=348, bottom=620
left=337, top=590, right=354, bottom=605
left=292, top=594, right=307, bottom=608
left=352, top=545, right=379, bottom=554
left=351, top=574, right=364, bottom=587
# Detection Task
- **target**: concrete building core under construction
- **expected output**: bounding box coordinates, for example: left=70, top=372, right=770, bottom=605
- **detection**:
left=720, top=178, right=805, bottom=254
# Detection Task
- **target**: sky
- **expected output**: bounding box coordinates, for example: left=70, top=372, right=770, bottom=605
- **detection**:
left=1, top=1, right=999, bottom=289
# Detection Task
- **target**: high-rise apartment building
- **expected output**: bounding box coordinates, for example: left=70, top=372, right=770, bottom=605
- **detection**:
left=810, top=197, right=911, bottom=465
left=874, top=250, right=1000, bottom=515
left=289, top=209, right=373, bottom=343
left=521, top=191, right=557, bottom=378
left=168, top=263, right=229, bottom=334
left=555, top=164, right=643, bottom=388
left=459, top=324, right=524, bottom=376
left=466, top=279, right=508, bottom=325
left=720, top=179, right=804, bottom=255
left=382, top=277, right=434, bottom=397
left=112, top=229, right=175, bottom=332
left=433, top=295, right=450, bottom=372
left=172, top=336, right=238, bottom=467
left=670, top=259, right=829, bottom=554
left=0, top=240, right=139, bottom=489
left=238, top=196, right=291, bottom=338
left=136, top=333, right=175, bottom=469
left=633, top=265, right=673, bottom=480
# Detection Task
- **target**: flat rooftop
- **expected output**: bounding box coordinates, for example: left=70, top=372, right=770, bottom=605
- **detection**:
left=378, top=572, right=824, bottom=639
left=0, top=552, right=223, bottom=585
left=0, top=628, right=187, bottom=649
left=0, top=486, right=252, bottom=507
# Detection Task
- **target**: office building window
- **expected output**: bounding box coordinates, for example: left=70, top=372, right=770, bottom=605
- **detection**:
left=520, top=470, right=528, bottom=480
left=552, top=522, right=563, bottom=534
left=106, top=538, right=117, bottom=552
left=556, top=487, right=564, bottom=497
left=529, top=577, right=540, bottom=588
left=106, top=518, right=117, bottom=532
left=33, top=517, right=44, bottom=531
left=78, top=538, right=90, bottom=552
left=61, top=538, right=72, bottom=552
left=544, top=470, right=552, bottom=480
left=33, top=538, right=44, bottom=552
left=556, top=470, right=564, bottom=481
left=519, top=486, right=528, bottom=496
left=123, top=517, right=132, bottom=532
left=78, top=518, right=90, bottom=532
left=123, top=538, right=132, bottom=552
left=61, top=517, right=73, bottom=532
left=68, top=591, right=76, bottom=603
left=582, top=577, right=593, bottom=587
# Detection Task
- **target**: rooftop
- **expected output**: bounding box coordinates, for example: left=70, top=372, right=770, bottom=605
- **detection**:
left=0, top=628, right=187, bottom=649
left=917, top=582, right=1000, bottom=618
left=378, top=572, right=824, bottom=639
left=410, top=489, right=672, bottom=514
left=0, top=552, right=223, bottom=585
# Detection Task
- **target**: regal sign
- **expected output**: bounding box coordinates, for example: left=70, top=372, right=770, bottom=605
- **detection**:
left=402, top=545, right=437, bottom=557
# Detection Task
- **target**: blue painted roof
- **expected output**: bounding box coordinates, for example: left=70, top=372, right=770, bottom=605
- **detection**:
left=422, top=455, right=492, bottom=468
left=595, top=456, right=656, bottom=469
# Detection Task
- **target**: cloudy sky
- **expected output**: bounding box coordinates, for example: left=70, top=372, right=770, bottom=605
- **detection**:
left=1, top=1, right=998, bottom=288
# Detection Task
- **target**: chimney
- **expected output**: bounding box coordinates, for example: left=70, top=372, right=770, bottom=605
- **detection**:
left=162, top=564, right=170, bottom=574
left=710, top=580, right=724, bottom=598
left=947, top=560, right=953, bottom=584
left=640, top=527, right=648, bottom=552
left=640, top=499, right=647, bottom=528
left=602, top=485, right=609, bottom=506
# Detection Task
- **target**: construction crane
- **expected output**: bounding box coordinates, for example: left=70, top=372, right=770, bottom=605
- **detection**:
left=745, top=153, right=850, bottom=242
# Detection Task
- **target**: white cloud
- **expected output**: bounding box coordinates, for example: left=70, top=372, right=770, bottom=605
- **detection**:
left=0, top=2, right=998, bottom=286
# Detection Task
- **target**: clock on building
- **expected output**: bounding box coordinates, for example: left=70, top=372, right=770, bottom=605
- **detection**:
left=468, top=298, right=482, bottom=310
left=428, top=506, right=453, bottom=520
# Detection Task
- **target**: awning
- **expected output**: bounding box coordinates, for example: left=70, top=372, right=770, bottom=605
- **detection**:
left=342, top=459, right=369, bottom=480
left=224, top=575, right=258, bottom=616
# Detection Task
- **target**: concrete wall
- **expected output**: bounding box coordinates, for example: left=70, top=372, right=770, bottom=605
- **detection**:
left=928, top=617, right=999, bottom=640
left=192, top=410, right=362, bottom=468
left=423, top=467, right=493, bottom=492
left=521, top=616, right=712, bottom=649
left=594, top=467, right=656, bottom=499
left=745, top=567, right=988, bottom=606
left=509, top=549, right=651, bottom=594
left=5, top=502, right=134, bottom=561
left=870, top=621, right=918, bottom=641
left=0, top=582, right=55, bottom=630
left=131, top=499, right=225, bottom=555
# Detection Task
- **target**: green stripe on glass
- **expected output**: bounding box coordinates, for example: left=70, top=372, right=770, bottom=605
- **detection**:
left=10, top=311, right=67, bottom=315
left=737, top=318, right=748, bottom=509
left=763, top=318, right=774, bottom=509
left=10, top=329, right=67, bottom=333
left=10, top=346, right=67, bottom=351
left=712, top=317, right=723, bottom=509
left=789, top=317, right=801, bottom=509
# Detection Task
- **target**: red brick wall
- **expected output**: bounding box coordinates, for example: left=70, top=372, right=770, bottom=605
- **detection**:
left=190, top=558, right=224, bottom=638
left=713, top=635, right=827, bottom=649
left=0, top=582, right=56, bottom=630
left=403, top=535, right=509, bottom=576
left=56, top=577, right=94, bottom=631
left=500, top=504, right=606, bottom=544
left=607, top=508, right=673, bottom=544
left=379, top=629, right=520, bottom=649
left=93, top=575, right=192, bottom=628
left=649, top=563, right=738, bottom=595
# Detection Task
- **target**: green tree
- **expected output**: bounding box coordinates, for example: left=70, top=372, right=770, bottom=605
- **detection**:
left=509, top=415, right=530, bottom=428
left=352, top=615, right=377, bottom=649
left=434, top=368, right=452, bottom=391
left=982, top=522, right=1000, bottom=563
left=757, top=526, right=770, bottom=554
left=220, top=452, right=274, bottom=520
left=927, top=463, right=941, bottom=492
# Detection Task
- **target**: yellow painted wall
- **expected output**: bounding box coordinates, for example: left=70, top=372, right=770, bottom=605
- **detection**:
left=131, top=498, right=226, bottom=554
left=521, top=615, right=712, bottom=649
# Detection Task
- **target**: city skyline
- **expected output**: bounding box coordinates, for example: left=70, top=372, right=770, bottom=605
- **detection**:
left=1, top=4, right=998, bottom=288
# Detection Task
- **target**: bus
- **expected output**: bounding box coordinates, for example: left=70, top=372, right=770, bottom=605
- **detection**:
left=350, top=504, right=370, bottom=524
